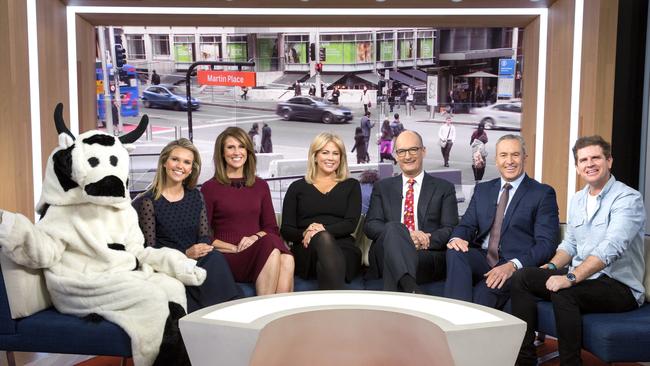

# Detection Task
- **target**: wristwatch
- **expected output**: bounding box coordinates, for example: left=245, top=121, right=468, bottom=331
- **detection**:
left=566, top=272, right=577, bottom=284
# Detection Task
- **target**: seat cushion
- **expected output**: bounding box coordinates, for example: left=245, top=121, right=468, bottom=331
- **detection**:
left=0, top=308, right=131, bottom=356
left=0, top=253, right=52, bottom=319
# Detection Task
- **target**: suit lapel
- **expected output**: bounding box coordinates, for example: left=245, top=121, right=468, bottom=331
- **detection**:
left=481, top=179, right=502, bottom=236
left=389, top=175, right=403, bottom=222
left=500, top=175, right=530, bottom=233
left=417, top=173, right=435, bottom=225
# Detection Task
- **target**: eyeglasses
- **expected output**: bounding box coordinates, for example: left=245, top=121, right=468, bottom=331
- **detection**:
left=395, top=147, right=422, bottom=157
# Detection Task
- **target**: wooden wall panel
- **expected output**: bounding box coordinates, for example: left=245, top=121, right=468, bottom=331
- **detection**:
left=542, top=0, right=575, bottom=220
left=0, top=0, right=34, bottom=217
left=37, top=0, right=69, bottom=168
left=521, top=17, right=540, bottom=176
left=76, top=16, right=97, bottom=132
left=577, top=0, right=618, bottom=189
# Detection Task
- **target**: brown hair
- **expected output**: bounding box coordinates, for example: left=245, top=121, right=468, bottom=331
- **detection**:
left=148, top=138, right=201, bottom=200
left=572, top=135, right=612, bottom=164
left=213, top=126, right=257, bottom=187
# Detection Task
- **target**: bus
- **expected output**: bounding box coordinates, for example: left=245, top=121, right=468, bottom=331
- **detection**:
left=96, top=63, right=140, bottom=121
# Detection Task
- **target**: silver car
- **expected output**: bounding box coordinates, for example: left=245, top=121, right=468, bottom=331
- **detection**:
left=470, top=101, right=521, bottom=130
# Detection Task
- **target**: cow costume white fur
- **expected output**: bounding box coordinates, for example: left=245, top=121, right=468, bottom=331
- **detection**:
left=0, top=104, right=205, bottom=366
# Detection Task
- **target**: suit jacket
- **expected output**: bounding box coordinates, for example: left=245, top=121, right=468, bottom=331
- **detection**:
left=452, top=174, right=559, bottom=267
left=364, top=173, right=459, bottom=250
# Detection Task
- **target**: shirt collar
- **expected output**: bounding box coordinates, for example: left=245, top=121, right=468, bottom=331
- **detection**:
left=501, top=173, right=525, bottom=191
left=580, top=174, right=617, bottom=198
left=403, top=170, right=425, bottom=187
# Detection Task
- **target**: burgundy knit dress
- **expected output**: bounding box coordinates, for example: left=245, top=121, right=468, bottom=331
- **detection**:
left=201, top=176, right=291, bottom=283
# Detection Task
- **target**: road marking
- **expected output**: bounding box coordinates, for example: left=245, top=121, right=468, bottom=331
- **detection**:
left=150, top=116, right=281, bottom=135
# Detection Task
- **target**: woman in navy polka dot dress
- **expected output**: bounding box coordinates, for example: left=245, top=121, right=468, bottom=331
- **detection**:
left=135, top=138, right=242, bottom=312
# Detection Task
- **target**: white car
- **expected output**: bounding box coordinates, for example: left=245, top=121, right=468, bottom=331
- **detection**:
left=470, top=101, right=521, bottom=130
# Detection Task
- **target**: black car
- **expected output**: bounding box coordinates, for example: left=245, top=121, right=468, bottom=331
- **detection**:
left=276, top=96, right=353, bottom=124
left=141, top=84, right=200, bottom=111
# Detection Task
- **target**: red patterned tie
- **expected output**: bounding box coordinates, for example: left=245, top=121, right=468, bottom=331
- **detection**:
left=403, top=178, right=416, bottom=231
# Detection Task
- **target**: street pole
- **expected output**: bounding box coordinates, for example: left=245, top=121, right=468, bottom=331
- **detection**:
left=315, top=29, right=322, bottom=98
left=109, top=26, right=123, bottom=135
left=97, top=27, right=113, bottom=135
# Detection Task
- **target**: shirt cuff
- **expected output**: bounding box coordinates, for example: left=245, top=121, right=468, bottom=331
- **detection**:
left=510, top=259, right=522, bottom=270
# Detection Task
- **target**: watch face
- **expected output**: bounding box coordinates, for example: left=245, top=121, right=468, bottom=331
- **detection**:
left=567, top=273, right=577, bottom=282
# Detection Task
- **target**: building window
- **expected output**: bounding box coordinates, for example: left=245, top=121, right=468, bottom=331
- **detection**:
left=319, top=32, right=373, bottom=64
left=125, top=34, right=145, bottom=60
left=284, top=34, right=309, bottom=64
left=199, top=35, right=222, bottom=61
left=151, top=34, right=170, bottom=57
left=397, top=31, right=414, bottom=60
left=416, top=29, right=435, bottom=59
left=226, top=35, right=248, bottom=62
left=376, top=31, right=394, bottom=62
left=173, top=35, right=195, bottom=63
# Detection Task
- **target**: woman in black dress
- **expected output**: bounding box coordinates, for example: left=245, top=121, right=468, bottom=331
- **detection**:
left=135, top=138, right=241, bottom=312
left=281, top=133, right=362, bottom=290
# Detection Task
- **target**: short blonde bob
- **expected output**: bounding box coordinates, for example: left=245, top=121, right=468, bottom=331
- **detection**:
left=213, top=126, right=257, bottom=187
left=305, top=132, right=349, bottom=184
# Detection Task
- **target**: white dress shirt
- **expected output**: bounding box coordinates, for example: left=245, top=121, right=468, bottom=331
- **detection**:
left=400, top=171, right=425, bottom=231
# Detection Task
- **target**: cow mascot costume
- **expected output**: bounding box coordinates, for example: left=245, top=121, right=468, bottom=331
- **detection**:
left=0, top=104, right=205, bottom=366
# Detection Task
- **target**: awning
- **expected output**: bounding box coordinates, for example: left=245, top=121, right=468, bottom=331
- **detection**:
left=355, top=72, right=380, bottom=86
left=400, top=69, right=428, bottom=82
left=460, top=71, right=498, bottom=78
left=390, top=71, right=425, bottom=88
left=304, top=73, right=346, bottom=85
left=270, top=73, right=309, bottom=87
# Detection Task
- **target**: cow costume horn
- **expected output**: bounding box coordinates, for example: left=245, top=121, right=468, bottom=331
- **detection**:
left=54, top=103, right=74, bottom=140
left=119, top=115, right=149, bottom=144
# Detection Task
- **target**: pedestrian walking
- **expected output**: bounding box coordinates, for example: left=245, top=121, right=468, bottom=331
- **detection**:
left=308, top=84, right=316, bottom=96
left=361, top=86, right=372, bottom=114
left=294, top=81, right=301, bottom=96
left=390, top=113, right=404, bottom=138
left=470, top=121, right=488, bottom=182
left=351, top=127, right=368, bottom=164
left=398, top=87, right=407, bottom=110
left=406, top=86, right=415, bottom=113
left=261, top=123, right=273, bottom=153
left=111, top=99, right=120, bottom=136
left=379, top=119, right=396, bottom=165
left=240, top=86, right=248, bottom=100
left=438, top=116, right=456, bottom=167
left=360, top=111, right=374, bottom=162
left=248, top=123, right=261, bottom=153
left=151, top=70, right=160, bottom=85
left=387, top=89, right=395, bottom=112
left=331, top=86, right=340, bottom=105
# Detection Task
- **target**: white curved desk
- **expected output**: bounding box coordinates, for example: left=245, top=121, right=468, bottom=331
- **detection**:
left=180, top=291, right=525, bottom=366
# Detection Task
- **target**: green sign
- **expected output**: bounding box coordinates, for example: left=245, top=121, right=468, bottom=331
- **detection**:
left=399, top=40, right=413, bottom=60
left=419, top=38, right=433, bottom=58
left=256, top=38, right=275, bottom=71
left=227, top=43, right=247, bottom=62
left=174, top=44, right=192, bottom=62
left=322, top=42, right=358, bottom=64
left=286, top=43, right=306, bottom=64
left=380, top=41, right=394, bottom=61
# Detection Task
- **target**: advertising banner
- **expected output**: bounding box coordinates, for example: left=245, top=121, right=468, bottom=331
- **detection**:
left=199, top=44, right=220, bottom=61
left=285, top=42, right=307, bottom=64
left=380, top=41, right=394, bottom=61
left=419, top=39, right=433, bottom=58
left=427, top=75, right=438, bottom=106
left=256, top=38, right=276, bottom=71
left=227, top=43, right=247, bottom=62
left=399, top=40, right=414, bottom=59
left=174, top=44, right=192, bottom=62
left=356, top=42, right=372, bottom=63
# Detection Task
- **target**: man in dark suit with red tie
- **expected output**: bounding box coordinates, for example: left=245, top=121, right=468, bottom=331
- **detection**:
left=444, top=134, right=560, bottom=308
left=364, top=130, right=459, bottom=293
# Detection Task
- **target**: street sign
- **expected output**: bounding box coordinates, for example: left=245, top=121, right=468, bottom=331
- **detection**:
left=197, top=70, right=257, bottom=87
left=498, top=58, right=516, bottom=98
left=498, top=59, right=516, bottom=76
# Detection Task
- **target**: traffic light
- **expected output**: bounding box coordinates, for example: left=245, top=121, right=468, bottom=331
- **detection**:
left=319, top=47, right=326, bottom=62
left=315, top=63, right=323, bottom=73
left=378, top=80, right=386, bottom=96
left=309, top=43, right=316, bottom=62
left=114, top=44, right=127, bottom=68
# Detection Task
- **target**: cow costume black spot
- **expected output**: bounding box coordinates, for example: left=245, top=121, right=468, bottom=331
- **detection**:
left=0, top=103, right=205, bottom=366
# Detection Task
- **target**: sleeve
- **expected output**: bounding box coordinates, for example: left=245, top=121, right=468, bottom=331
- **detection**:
left=0, top=211, right=65, bottom=269
left=590, top=190, right=645, bottom=266
left=426, top=182, right=460, bottom=250
left=197, top=192, right=212, bottom=244
left=479, top=131, right=488, bottom=144
left=363, top=181, right=388, bottom=241
left=438, top=126, right=445, bottom=140
left=450, top=184, right=481, bottom=242
left=450, top=126, right=457, bottom=142
left=324, top=180, right=361, bottom=238
left=136, top=196, right=157, bottom=248
left=200, top=181, right=216, bottom=240
left=280, top=180, right=303, bottom=243
left=258, top=180, right=281, bottom=236
left=520, top=186, right=560, bottom=267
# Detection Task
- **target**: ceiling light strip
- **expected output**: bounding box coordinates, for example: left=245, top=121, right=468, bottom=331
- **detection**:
left=566, top=0, right=584, bottom=214
left=27, top=0, right=41, bottom=220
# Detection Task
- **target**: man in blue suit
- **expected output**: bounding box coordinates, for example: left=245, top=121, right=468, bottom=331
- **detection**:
left=365, top=130, right=459, bottom=293
left=444, top=134, right=559, bottom=308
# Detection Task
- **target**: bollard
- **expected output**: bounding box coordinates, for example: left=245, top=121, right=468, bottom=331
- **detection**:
left=175, top=125, right=182, bottom=139
left=145, top=122, right=153, bottom=141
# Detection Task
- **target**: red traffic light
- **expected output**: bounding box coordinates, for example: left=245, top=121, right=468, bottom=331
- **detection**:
left=315, top=63, right=323, bottom=73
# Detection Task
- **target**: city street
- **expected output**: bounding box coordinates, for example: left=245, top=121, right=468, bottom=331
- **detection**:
left=123, top=94, right=520, bottom=213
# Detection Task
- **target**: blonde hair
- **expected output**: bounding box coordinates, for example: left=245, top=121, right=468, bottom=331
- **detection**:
left=213, top=126, right=257, bottom=187
left=148, top=138, right=201, bottom=200
left=305, top=132, right=349, bottom=184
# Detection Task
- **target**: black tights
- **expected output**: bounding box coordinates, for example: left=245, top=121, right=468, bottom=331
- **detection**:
left=311, top=231, right=346, bottom=290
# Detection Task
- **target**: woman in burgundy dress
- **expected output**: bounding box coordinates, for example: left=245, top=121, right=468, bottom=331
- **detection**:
left=201, top=127, right=294, bottom=295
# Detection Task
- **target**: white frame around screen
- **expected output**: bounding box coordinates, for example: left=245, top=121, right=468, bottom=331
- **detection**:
left=24, top=5, right=584, bottom=217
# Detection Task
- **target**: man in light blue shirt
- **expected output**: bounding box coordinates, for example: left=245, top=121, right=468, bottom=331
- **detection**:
left=512, top=135, right=646, bottom=366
